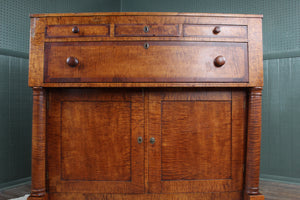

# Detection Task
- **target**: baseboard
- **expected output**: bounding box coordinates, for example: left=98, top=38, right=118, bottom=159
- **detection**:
left=263, top=49, right=300, bottom=60
left=0, top=48, right=29, bottom=59
left=260, top=174, right=300, bottom=185
left=0, top=177, right=31, bottom=191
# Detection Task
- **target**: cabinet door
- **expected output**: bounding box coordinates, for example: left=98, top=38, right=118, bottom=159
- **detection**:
left=47, top=89, right=144, bottom=194
left=148, top=89, right=246, bottom=194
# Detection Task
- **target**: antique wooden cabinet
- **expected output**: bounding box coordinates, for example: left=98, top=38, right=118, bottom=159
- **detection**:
left=28, top=12, right=264, bottom=200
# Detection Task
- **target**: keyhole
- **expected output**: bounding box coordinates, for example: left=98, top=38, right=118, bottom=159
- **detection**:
left=137, top=137, right=143, bottom=144
left=144, top=43, right=150, bottom=49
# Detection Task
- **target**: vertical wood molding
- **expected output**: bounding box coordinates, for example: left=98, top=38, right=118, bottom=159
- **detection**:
left=28, top=87, right=47, bottom=200
left=245, top=87, right=263, bottom=195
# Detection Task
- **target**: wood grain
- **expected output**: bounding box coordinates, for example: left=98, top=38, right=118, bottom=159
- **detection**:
left=148, top=89, right=246, bottom=194
left=27, top=88, right=47, bottom=200
left=115, top=24, right=180, bottom=37
left=49, top=192, right=243, bottom=200
left=28, top=13, right=263, bottom=87
left=161, top=101, right=232, bottom=180
left=46, top=89, right=145, bottom=194
left=44, top=41, right=248, bottom=83
left=28, top=12, right=264, bottom=200
left=184, top=24, right=247, bottom=39
left=45, top=24, right=110, bottom=38
left=245, top=87, right=263, bottom=196
left=30, top=12, right=263, bottom=18
left=5, top=179, right=299, bottom=200
left=61, top=101, right=131, bottom=181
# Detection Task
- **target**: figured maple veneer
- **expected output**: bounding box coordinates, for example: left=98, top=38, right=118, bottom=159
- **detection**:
left=161, top=101, right=232, bottom=180
left=44, top=41, right=248, bottom=83
left=47, top=89, right=144, bottom=194
left=61, top=101, right=131, bottom=181
left=115, top=24, right=180, bottom=37
left=28, top=12, right=264, bottom=200
left=28, top=12, right=263, bottom=87
left=148, top=89, right=246, bottom=194
left=183, top=24, right=247, bottom=39
left=45, top=24, right=110, bottom=38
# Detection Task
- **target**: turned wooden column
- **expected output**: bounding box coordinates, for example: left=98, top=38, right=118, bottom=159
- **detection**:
left=28, top=87, right=47, bottom=200
left=245, top=87, right=263, bottom=197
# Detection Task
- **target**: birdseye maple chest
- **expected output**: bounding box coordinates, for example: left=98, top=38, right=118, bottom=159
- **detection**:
left=28, top=12, right=264, bottom=200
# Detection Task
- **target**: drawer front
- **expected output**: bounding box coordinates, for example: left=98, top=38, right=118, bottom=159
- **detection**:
left=184, top=24, right=247, bottom=39
left=115, top=24, right=180, bottom=37
left=45, top=24, right=110, bottom=38
left=44, top=41, right=248, bottom=83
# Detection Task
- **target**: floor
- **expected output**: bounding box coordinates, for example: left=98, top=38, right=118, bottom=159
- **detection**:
left=0, top=180, right=299, bottom=200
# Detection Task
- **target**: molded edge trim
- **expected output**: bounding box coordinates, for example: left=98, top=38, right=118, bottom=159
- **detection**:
left=30, top=12, right=263, bottom=18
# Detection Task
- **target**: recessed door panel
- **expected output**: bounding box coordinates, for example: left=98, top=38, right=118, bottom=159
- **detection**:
left=161, top=101, right=232, bottom=181
left=148, top=89, right=246, bottom=193
left=61, top=101, right=131, bottom=181
left=47, top=89, right=144, bottom=194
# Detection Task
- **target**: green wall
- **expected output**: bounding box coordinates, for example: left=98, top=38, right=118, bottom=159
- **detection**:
left=0, top=0, right=120, bottom=189
left=262, top=57, right=300, bottom=182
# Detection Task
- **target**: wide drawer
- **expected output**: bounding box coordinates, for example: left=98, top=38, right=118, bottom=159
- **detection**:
left=44, top=41, right=248, bottom=83
left=115, top=24, right=180, bottom=37
left=45, top=24, right=110, bottom=38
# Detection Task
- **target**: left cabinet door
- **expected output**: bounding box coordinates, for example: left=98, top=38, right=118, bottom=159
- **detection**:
left=47, top=89, right=145, bottom=195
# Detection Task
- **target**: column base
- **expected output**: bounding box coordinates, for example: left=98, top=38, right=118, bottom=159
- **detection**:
left=244, top=193, right=264, bottom=200
left=27, top=194, right=48, bottom=200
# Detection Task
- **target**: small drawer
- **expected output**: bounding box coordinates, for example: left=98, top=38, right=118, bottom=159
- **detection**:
left=184, top=24, right=247, bottom=39
left=45, top=24, right=110, bottom=38
left=115, top=24, right=180, bottom=37
left=44, top=41, right=248, bottom=83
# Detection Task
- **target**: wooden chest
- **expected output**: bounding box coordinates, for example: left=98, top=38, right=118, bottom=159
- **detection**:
left=28, top=12, right=264, bottom=200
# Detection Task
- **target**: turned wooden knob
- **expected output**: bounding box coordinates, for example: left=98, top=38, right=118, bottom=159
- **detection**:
left=66, top=56, right=79, bottom=67
left=72, top=26, right=79, bottom=33
left=214, top=56, right=226, bottom=67
left=213, top=26, right=221, bottom=34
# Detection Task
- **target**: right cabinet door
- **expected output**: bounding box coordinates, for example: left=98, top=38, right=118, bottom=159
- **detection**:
left=148, top=89, right=246, bottom=195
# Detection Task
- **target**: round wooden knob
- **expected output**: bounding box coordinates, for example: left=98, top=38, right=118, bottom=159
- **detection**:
left=213, top=26, right=221, bottom=34
left=214, top=56, right=226, bottom=67
left=66, top=56, right=79, bottom=67
left=72, top=26, right=79, bottom=33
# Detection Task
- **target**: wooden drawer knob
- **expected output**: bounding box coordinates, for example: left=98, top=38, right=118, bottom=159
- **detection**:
left=213, top=26, right=221, bottom=34
left=66, top=56, right=79, bottom=67
left=214, top=55, right=226, bottom=67
left=72, top=26, right=79, bottom=33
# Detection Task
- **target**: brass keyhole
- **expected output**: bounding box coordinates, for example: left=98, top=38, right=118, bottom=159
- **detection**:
left=144, top=26, right=150, bottom=33
left=144, top=43, right=150, bottom=49
left=150, top=137, right=155, bottom=144
left=137, top=136, right=143, bottom=144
